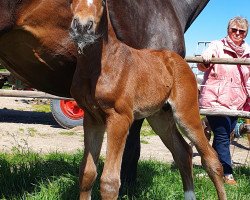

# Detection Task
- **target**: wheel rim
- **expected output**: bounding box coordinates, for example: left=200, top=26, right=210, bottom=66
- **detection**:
left=60, top=100, right=84, bottom=120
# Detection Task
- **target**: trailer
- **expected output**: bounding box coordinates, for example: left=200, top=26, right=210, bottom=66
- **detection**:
left=0, top=69, right=84, bottom=129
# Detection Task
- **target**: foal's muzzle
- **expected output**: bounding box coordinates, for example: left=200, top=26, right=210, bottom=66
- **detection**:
left=71, top=17, right=94, bottom=35
left=69, top=17, right=100, bottom=53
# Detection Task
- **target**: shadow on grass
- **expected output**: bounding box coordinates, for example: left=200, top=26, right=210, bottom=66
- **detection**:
left=231, top=140, right=250, bottom=150
left=0, top=108, right=60, bottom=128
left=0, top=152, right=249, bottom=199
left=0, top=152, right=172, bottom=200
left=0, top=152, right=80, bottom=199
left=119, top=161, right=180, bottom=199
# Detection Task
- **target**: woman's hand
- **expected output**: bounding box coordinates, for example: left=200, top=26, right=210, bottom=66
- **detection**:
left=197, top=63, right=210, bottom=72
left=202, top=51, right=214, bottom=63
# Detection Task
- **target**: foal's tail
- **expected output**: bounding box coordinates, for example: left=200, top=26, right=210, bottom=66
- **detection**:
left=167, top=52, right=227, bottom=200
left=167, top=53, right=204, bottom=145
left=167, top=53, right=201, bottom=139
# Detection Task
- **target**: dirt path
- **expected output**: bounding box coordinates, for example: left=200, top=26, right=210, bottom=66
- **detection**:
left=0, top=97, right=249, bottom=167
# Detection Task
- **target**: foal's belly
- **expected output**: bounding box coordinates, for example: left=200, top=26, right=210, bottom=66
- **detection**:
left=133, top=106, right=162, bottom=119
left=133, top=92, right=170, bottom=119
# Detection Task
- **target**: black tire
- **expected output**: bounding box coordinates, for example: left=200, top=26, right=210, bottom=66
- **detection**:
left=50, top=99, right=84, bottom=129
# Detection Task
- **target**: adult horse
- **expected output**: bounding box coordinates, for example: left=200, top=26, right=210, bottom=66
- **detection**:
left=0, top=0, right=209, bottom=96
left=109, top=0, right=211, bottom=184
left=69, top=0, right=226, bottom=199
left=0, top=0, right=211, bottom=198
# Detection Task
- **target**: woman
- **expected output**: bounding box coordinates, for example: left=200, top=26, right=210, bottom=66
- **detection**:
left=198, top=16, right=250, bottom=185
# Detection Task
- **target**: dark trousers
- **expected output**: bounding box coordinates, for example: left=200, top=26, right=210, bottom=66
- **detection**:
left=206, top=115, right=237, bottom=175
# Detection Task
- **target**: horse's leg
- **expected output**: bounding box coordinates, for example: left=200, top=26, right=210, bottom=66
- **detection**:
left=173, top=109, right=226, bottom=200
left=79, top=111, right=105, bottom=200
left=146, top=106, right=195, bottom=200
left=120, top=119, right=143, bottom=186
left=170, top=69, right=226, bottom=200
left=100, top=112, right=132, bottom=200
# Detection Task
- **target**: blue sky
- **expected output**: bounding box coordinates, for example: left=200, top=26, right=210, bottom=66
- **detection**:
left=184, top=0, right=250, bottom=56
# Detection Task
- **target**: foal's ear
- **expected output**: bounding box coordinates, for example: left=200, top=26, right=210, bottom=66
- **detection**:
left=102, top=0, right=106, bottom=6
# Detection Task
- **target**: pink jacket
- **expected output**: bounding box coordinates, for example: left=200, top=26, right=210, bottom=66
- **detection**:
left=199, top=39, right=250, bottom=110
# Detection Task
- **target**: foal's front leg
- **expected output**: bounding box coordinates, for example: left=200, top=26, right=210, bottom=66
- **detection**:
left=79, top=112, right=105, bottom=200
left=100, top=111, right=132, bottom=200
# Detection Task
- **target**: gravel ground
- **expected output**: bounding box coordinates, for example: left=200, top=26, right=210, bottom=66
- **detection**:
left=0, top=97, right=249, bottom=167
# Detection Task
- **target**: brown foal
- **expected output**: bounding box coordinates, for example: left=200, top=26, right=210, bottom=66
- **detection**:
left=69, top=0, right=226, bottom=199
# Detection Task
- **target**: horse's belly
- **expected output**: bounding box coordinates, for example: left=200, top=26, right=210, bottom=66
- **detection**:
left=0, top=29, right=76, bottom=97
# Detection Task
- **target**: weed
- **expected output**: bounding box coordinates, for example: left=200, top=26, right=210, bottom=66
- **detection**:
left=18, top=128, right=25, bottom=134
left=141, top=139, right=149, bottom=144
left=5, top=132, right=31, bottom=154
left=27, top=128, right=37, bottom=137
left=59, top=131, right=76, bottom=136
left=32, top=104, right=51, bottom=113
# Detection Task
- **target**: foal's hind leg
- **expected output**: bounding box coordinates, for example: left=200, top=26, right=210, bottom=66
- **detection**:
left=147, top=107, right=195, bottom=200
left=172, top=103, right=226, bottom=199
left=169, top=64, right=226, bottom=200
left=79, top=112, right=105, bottom=200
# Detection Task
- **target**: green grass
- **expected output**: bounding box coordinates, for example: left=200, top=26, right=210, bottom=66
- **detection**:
left=0, top=151, right=249, bottom=200
left=32, top=104, right=51, bottom=113
left=1, top=84, right=11, bottom=89
left=58, top=131, right=77, bottom=136
left=0, top=67, right=7, bottom=72
left=140, top=120, right=156, bottom=137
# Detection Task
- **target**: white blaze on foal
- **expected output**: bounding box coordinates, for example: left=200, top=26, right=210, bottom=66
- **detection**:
left=87, top=0, right=93, bottom=6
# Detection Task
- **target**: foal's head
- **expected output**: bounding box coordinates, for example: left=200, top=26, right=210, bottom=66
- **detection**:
left=69, top=0, right=106, bottom=49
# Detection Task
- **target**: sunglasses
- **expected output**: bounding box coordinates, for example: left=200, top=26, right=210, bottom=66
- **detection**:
left=231, top=28, right=246, bottom=34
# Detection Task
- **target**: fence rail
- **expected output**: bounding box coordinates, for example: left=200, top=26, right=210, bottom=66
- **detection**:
left=0, top=57, right=250, bottom=117
left=0, top=89, right=72, bottom=100
left=200, top=109, right=250, bottom=118
left=185, top=56, right=250, bottom=65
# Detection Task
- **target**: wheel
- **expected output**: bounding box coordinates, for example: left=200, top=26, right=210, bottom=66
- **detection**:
left=50, top=99, right=84, bottom=129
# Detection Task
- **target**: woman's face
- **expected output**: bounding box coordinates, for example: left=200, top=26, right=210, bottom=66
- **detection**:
left=228, top=23, right=247, bottom=46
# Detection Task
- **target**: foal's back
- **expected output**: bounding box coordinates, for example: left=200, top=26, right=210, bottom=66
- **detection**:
left=97, top=39, right=196, bottom=118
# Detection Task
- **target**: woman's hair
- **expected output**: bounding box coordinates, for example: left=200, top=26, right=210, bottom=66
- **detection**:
left=227, top=16, right=249, bottom=34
